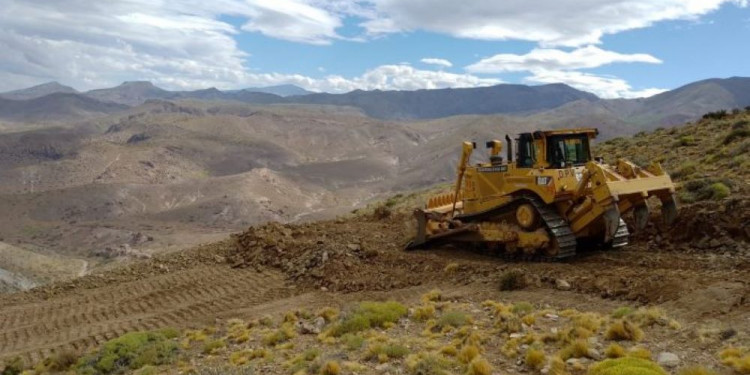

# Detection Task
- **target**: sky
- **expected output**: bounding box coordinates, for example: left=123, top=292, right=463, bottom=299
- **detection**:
left=0, top=0, right=749, bottom=98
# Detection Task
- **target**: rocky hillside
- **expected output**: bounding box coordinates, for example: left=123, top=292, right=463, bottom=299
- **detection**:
left=596, top=107, right=749, bottom=201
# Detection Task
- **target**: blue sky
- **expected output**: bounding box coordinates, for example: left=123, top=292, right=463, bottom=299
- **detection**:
left=1, top=0, right=748, bottom=98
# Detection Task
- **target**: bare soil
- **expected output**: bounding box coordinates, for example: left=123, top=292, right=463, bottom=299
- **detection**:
left=1, top=201, right=747, bottom=368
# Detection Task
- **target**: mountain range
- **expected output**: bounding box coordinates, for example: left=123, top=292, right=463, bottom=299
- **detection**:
left=1, top=77, right=749, bottom=129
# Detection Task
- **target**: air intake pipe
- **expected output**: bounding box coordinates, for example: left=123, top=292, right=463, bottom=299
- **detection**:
left=505, top=135, right=513, bottom=162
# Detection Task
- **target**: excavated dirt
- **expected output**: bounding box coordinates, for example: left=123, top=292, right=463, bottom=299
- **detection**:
left=0, top=201, right=748, bottom=366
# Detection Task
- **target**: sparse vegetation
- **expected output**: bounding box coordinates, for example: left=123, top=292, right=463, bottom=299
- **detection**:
left=678, top=366, right=719, bottom=375
left=329, top=301, right=407, bottom=337
left=437, top=310, right=470, bottom=329
left=75, top=330, right=178, bottom=374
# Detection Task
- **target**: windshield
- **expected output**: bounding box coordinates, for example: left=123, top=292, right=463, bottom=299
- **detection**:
left=547, top=134, right=590, bottom=167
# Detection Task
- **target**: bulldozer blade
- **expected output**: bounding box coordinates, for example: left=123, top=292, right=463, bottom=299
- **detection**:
left=633, top=204, right=649, bottom=231
left=406, top=209, right=428, bottom=250
left=661, top=195, right=678, bottom=226
left=602, top=206, right=622, bottom=243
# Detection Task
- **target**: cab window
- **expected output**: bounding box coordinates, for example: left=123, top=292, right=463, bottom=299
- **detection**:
left=516, top=134, right=536, bottom=168
left=546, top=134, right=590, bottom=168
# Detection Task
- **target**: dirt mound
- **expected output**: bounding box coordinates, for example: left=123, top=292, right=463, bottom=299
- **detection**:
left=228, top=215, right=467, bottom=293
left=631, top=198, right=749, bottom=255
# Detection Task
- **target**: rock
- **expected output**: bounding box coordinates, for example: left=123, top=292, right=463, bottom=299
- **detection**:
left=587, top=348, right=601, bottom=360
left=347, top=243, right=361, bottom=251
left=313, top=317, right=326, bottom=331
left=544, top=313, right=559, bottom=321
left=555, top=279, right=571, bottom=290
left=297, top=320, right=322, bottom=334
left=566, top=358, right=579, bottom=365
left=709, top=239, right=722, bottom=248
left=541, top=366, right=550, bottom=375
left=657, top=352, right=680, bottom=368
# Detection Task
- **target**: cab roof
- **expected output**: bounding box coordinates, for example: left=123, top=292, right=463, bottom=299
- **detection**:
left=533, top=128, right=599, bottom=138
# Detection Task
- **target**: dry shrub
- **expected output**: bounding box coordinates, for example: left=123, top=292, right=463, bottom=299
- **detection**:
left=263, top=324, right=296, bottom=346
left=421, top=289, right=442, bottom=303
left=522, top=314, right=536, bottom=326
left=501, top=339, right=520, bottom=359
left=550, top=356, right=567, bottom=375
left=628, top=347, right=652, bottom=360
left=320, top=361, right=340, bottom=375
left=414, top=304, right=436, bottom=321
left=572, top=312, right=602, bottom=333
left=720, top=347, right=750, bottom=374
left=408, top=353, right=452, bottom=375
left=559, top=339, right=590, bottom=360
left=499, top=270, right=526, bottom=291
left=440, top=345, right=458, bottom=357
left=467, top=356, right=492, bottom=375
left=203, top=339, right=226, bottom=354
left=444, top=262, right=459, bottom=274
left=605, top=343, right=626, bottom=358
left=606, top=320, right=644, bottom=341
left=458, top=345, right=480, bottom=364
left=629, top=307, right=666, bottom=327
left=317, top=307, right=340, bottom=323
left=526, top=348, right=546, bottom=370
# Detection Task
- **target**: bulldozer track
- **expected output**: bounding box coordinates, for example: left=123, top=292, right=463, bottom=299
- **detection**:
left=611, top=219, right=629, bottom=248
left=453, top=195, right=577, bottom=260
left=0, top=265, right=288, bottom=365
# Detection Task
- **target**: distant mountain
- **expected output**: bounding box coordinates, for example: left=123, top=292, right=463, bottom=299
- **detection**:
left=543, top=77, right=750, bottom=130
left=85, top=81, right=172, bottom=106
left=240, top=84, right=314, bottom=97
left=1, top=77, right=749, bottom=128
left=0, top=82, right=78, bottom=100
left=0, top=93, right=128, bottom=122
left=287, top=83, right=599, bottom=119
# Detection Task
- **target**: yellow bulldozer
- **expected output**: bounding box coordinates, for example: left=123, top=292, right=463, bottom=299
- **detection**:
left=406, top=128, right=678, bottom=259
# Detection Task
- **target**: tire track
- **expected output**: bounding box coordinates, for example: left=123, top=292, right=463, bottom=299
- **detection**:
left=0, top=265, right=288, bottom=363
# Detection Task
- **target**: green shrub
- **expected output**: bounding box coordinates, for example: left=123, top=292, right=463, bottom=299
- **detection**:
left=511, top=302, right=534, bottom=315
left=1, top=357, right=24, bottom=375
left=675, top=135, right=696, bottom=147
left=611, top=307, right=634, bottom=319
left=499, top=270, right=526, bottom=291
left=365, top=343, right=409, bottom=361
left=341, top=334, right=365, bottom=351
left=702, top=110, right=728, bottom=120
left=330, top=301, right=407, bottom=336
left=75, top=331, right=178, bottom=374
left=682, top=179, right=733, bottom=201
left=589, top=357, right=667, bottom=375
left=437, top=310, right=470, bottom=329
left=671, top=162, right=698, bottom=179
left=202, top=339, right=226, bottom=354
left=707, top=182, right=730, bottom=200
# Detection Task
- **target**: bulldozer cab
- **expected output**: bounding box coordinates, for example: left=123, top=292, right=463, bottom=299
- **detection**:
left=515, top=128, right=596, bottom=169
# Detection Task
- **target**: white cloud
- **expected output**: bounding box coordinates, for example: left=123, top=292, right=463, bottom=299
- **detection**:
left=360, top=0, right=746, bottom=47
left=420, top=58, right=453, bottom=68
left=240, top=0, right=342, bottom=45
left=466, top=46, right=661, bottom=73
left=525, top=70, right=667, bottom=99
